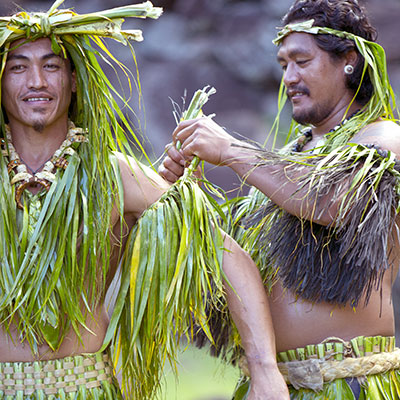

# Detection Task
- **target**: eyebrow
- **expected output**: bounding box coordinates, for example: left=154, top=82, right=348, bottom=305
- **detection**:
left=276, top=48, right=311, bottom=63
left=7, top=53, right=61, bottom=62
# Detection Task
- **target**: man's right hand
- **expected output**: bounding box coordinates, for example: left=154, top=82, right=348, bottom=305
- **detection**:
left=159, top=142, right=203, bottom=184
left=158, top=143, right=187, bottom=184
left=247, top=366, right=290, bottom=400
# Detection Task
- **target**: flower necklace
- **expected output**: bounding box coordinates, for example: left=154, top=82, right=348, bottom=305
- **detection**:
left=1, top=121, right=88, bottom=209
left=292, top=110, right=360, bottom=153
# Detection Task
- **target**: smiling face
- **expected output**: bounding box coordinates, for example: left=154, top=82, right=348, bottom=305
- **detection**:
left=1, top=38, right=76, bottom=133
left=277, top=32, right=353, bottom=126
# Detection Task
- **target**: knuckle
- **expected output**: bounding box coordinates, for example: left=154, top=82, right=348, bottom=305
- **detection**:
left=164, top=158, right=174, bottom=169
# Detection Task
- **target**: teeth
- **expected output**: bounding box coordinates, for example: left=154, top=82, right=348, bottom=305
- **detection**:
left=290, top=92, right=305, bottom=98
left=26, top=97, right=50, bottom=102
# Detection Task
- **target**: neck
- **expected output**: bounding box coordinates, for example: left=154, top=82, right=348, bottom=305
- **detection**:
left=7, top=118, right=69, bottom=170
left=311, top=102, right=362, bottom=137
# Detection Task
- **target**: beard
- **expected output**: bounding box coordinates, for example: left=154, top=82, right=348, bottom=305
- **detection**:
left=32, top=121, right=46, bottom=133
left=292, top=102, right=333, bottom=126
left=31, top=110, right=47, bottom=133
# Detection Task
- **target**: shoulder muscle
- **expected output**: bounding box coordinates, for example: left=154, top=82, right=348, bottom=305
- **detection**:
left=353, top=120, right=400, bottom=156
left=114, top=152, right=170, bottom=219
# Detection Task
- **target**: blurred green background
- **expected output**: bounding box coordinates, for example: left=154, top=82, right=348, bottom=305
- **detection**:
left=162, top=344, right=240, bottom=400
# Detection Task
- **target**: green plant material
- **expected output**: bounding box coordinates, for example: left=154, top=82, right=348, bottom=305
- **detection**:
left=0, top=1, right=162, bottom=49
left=101, top=86, right=226, bottom=399
left=0, top=0, right=162, bottom=373
left=228, top=144, right=400, bottom=306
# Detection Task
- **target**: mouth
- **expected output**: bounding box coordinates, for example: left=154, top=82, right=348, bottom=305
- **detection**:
left=287, top=88, right=309, bottom=101
left=22, top=95, right=53, bottom=103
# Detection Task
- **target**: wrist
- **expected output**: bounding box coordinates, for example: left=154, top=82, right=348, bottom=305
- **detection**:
left=248, top=362, right=285, bottom=386
left=220, top=138, right=250, bottom=166
left=240, top=353, right=279, bottom=377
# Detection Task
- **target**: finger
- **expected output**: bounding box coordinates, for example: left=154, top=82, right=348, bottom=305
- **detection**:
left=163, top=155, right=186, bottom=176
left=158, top=164, right=181, bottom=184
left=172, top=117, right=208, bottom=144
left=165, top=144, right=186, bottom=165
left=179, top=134, right=200, bottom=159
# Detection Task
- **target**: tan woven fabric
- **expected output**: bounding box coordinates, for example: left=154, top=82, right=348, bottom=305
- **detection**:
left=278, top=349, right=400, bottom=391
left=239, top=335, right=400, bottom=391
left=0, top=352, right=114, bottom=396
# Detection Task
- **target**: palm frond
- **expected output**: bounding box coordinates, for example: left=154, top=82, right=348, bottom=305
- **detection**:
left=100, top=87, right=227, bottom=399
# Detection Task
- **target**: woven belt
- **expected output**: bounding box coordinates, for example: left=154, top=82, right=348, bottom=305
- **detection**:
left=0, top=352, right=114, bottom=396
left=239, top=336, right=400, bottom=392
left=278, top=348, right=400, bottom=391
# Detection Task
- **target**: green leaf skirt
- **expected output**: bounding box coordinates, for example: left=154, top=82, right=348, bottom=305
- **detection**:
left=232, top=335, right=400, bottom=400
left=0, top=351, right=123, bottom=399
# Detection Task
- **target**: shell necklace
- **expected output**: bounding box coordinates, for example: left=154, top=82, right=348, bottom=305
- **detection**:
left=1, top=121, right=88, bottom=208
left=292, top=110, right=360, bottom=153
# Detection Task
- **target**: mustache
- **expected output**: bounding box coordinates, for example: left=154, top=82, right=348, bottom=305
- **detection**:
left=287, top=86, right=310, bottom=98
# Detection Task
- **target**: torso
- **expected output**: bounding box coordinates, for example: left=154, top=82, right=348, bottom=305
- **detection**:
left=270, top=273, right=395, bottom=352
left=0, top=305, right=110, bottom=361
left=270, top=217, right=399, bottom=352
left=0, top=197, right=137, bottom=362
left=272, top=119, right=400, bottom=352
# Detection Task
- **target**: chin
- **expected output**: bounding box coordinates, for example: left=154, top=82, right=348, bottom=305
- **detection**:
left=292, top=113, right=312, bottom=125
left=31, top=118, right=47, bottom=133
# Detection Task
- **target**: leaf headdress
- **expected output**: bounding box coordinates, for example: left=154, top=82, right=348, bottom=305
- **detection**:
left=0, top=0, right=165, bottom=396
left=271, top=18, right=397, bottom=151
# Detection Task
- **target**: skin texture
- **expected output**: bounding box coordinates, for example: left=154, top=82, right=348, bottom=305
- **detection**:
left=277, top=33, right=358, bottom=129
left=0, top=38, right=289, bottom=399
left=159, top=31, right=400, bottom=394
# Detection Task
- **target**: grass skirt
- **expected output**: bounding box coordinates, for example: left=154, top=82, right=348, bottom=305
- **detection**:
left=0, top=351, right=122, bottom=399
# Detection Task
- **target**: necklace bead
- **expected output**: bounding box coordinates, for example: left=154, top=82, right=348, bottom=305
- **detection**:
left=2, top=121, right=88, bottom=209
left=292, top=110, right=360, bottom=153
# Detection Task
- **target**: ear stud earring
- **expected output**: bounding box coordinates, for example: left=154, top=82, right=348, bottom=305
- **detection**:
left=344, top=65, right=354, bottom=74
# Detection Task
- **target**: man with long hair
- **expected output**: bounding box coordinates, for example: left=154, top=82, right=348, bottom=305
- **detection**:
left=0, top=1, right=289, bottom=399
left=161, top=0, right=400, bottom=398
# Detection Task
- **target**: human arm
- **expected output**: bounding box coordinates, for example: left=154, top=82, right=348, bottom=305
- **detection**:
left=116, top=152, right=288, bottom=398
left=222, top=234, right=289, bottom=400
left=160, top=116, right=334, bottom=224
left=116, top=152, right=170, bottom=220
left=161, top=117, right=400, bottom=226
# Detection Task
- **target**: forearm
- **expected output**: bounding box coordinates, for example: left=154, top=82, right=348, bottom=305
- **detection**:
left=223, top=144, right=335, bottom=224
left=172, top=117, right=337, bottom=224
left=222, top=235, right=289, bottom=396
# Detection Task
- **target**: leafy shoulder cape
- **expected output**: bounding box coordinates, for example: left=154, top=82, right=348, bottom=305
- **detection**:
left=193, top=142, right=400, bottom=367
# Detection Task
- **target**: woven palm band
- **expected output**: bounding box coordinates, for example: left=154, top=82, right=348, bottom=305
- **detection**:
left=240, top=335, right=400, bottom=391
left=0, top=352, right=114, bottom=396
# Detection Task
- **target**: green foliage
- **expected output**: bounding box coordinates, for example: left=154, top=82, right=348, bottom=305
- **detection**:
left=101, top=87, right=227, bottom=399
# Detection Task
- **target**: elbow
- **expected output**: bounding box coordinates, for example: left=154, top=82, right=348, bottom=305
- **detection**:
left=305, top=201, right=339, bottom=227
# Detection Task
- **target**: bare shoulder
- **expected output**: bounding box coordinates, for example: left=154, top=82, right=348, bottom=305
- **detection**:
left=353, top=119, right=400, bottom=156
left=113, top=152, right=170, bottom=218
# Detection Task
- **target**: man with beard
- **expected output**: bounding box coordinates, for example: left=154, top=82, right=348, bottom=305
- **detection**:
left=160, top=0, right=400, bottom=398
left=0, top=2, right=290, bottom=400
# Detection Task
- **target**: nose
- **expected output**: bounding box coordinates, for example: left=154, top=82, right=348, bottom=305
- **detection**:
left=27, top=65, right=48, bottom=89
left=283, top=62, right=300, bottom=87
